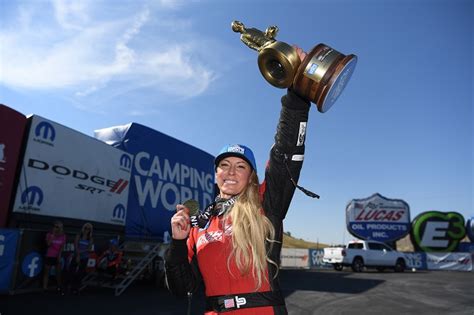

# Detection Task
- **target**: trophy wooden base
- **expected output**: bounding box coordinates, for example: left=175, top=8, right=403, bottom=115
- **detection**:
left=293, top=44, right=357, bottom=113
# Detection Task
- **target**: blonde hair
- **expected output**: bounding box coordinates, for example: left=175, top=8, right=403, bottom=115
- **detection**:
left=81, top=222, right=93, bottom=240
left=224, top=171, right=277, bottom=290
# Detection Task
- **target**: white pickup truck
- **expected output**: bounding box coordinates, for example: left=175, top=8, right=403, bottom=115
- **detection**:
left=323, top=240, right=406, bottom=272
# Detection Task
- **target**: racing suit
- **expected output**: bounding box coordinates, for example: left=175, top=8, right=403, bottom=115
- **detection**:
left=165, top=89, right=311, bottom=314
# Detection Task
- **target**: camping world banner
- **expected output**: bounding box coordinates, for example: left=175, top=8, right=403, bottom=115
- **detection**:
left=346, top=193, right=411, bottom=242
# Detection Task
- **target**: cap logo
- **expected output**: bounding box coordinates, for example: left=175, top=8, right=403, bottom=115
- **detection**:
left=227, top=145, right=245, bottom=154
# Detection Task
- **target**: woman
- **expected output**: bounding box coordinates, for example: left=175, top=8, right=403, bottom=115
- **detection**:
left=165, top=48, right=311, bottom=314
left=43, top=221, right=66, bottom=293
left=69, top=222, right=94, bottom=294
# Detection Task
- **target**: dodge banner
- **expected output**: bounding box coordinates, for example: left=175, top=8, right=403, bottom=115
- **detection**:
left=12, top=116, right=133, bottom=226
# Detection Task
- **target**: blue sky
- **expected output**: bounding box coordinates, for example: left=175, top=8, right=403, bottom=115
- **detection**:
left=1, top=0, right=472, bottom=244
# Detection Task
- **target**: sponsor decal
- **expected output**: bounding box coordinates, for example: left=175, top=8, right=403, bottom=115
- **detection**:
left=309, top=249, right=332, bottom=268
left=307, top=63, right=318, bottom=75
left=426, top=252, right=472, bottom=271
left=20, top=186, right=43, bottom=211
left=346, top=193, right=411, bottom=242
left=236, top=296, right=247, bottom=308
left=28, top=158, right=128, bottom=195
left=403, top=252, right=427, bottom=270
left=22, top=251, right=43, bottom=278
left=112, top=204, right=126, bottom=222
left=226, top=145, right=245, bottom=154
left=223, top=296, right=246, bottom=309
left=34, top=121, right=56, bottom=146
left=410, top=211, right=466, bottom=252
left=133, top=151, right=214, bottom=211
left=297, top=122, right=307, bottom=146
left=120, top=154, right=132, bottom=172
left=224, top=298, right=235, bottom=309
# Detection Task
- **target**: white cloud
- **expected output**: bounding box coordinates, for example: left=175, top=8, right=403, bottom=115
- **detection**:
left=52, top=0, right=90, bottom=30
left=0, top=0, right=216, bottom=104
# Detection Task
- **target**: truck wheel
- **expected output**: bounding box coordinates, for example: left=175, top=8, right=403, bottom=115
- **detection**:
left=351, top=257, right=364, bottom=272
left=394, top=259, right=406, bottom=272
left=334, top=264, right=343, bottom=271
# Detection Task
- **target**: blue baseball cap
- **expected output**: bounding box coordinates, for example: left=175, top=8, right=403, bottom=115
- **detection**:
left=215, top=144, right=257, bottom=172
left=109, top=239, right=119, bottom=246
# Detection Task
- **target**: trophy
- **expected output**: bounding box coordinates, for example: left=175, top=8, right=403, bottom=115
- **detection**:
left=231, top=20, right=357, bottom=113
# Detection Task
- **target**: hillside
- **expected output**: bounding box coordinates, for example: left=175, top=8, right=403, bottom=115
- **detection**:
left=282, top=232, right=328, bottom=249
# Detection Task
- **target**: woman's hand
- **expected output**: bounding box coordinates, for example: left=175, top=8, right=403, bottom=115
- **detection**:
left=293, top=45, right=307, bottom=62
left=170, top=204, right=191, bottom=240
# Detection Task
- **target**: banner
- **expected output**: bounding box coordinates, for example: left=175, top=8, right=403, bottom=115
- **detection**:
left=0, top=229, right=20, bottom=292
left=95, top=123, right=214, bottom=241
left=309, top=249, right=332, bottom=269
left=11, top=229, right=46, bottom=292
left=402, top=252, right=427, bottom=270
left=12, top=116, right=132, bottom=226
left=280, top=248, right=309, bottom=268
left=0, top=105, right=27, bottom=227
left=346, top=193, right=411, bottom=242
left=410, top=211, right=466, bottom=252
left=426, top=252, right=472, bottom=272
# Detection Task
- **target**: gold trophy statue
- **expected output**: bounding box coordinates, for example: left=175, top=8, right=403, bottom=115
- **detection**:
left=231, top=20, right=357, bottom=113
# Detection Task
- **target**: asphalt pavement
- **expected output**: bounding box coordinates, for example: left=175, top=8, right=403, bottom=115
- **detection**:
left=2, top=269, right=473, bottom=315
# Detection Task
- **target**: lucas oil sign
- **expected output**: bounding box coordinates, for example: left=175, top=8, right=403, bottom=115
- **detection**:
left=346, top=193, right=411, bottom=242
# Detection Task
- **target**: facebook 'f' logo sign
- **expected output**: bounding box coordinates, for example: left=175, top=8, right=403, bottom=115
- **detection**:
left=35, top=121, right=56, bottom=141
left=22, top=252, right=43, bottom=278
left=120, top=154, right=132, bottom=169
left=21, top=186, right=44, bottom=206
left=113, top=204, right=126, bottom=221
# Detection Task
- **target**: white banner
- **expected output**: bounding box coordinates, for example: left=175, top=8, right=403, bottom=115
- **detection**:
left=280, top=248, right=309, bottom=268
left=13, top=116, right=133, bottom=225
left=426, top=252, right=472, bottom=272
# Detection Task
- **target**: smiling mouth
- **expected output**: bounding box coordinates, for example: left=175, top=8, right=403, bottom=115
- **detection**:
left=224, top=179, right=237, bottom=184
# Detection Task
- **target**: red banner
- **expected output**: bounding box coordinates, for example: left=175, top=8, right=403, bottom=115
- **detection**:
left=0, top=104, right=27, bottom=227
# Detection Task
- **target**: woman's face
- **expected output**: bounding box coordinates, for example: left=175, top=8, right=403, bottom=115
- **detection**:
left=216, top=156, right=252, bottom=199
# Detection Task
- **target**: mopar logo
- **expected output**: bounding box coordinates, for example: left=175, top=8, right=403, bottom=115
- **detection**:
left=112, top=204, right=126, bottom=222
left=411, top=211, right=466, bottom=252
left=120, top=154, right=132, bottom=170
left=21, top=186, right=43, bottom=208
left=28, top=158, right=128, bottom=194
left=22, top=252, right=43, bottom=277
left=35, top=121, right=56, bottom=142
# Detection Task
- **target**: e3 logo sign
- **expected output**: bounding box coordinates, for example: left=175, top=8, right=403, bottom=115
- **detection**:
left=22, top=252, right=43, bottom=278
left=411, top=211, right=466, bottom=252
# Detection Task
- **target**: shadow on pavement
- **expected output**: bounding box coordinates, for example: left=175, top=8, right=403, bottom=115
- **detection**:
left=280, top=269, right=385, bottom=296
left=3, top=269, right=383, bottom=315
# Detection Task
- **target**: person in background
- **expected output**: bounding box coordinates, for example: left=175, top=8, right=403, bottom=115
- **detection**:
left=165, top=47, right=315, bottom=314
left=43, top=220, right=66, bottom=294
left=97, top=238, right=123, bottom=281
left=68, top=222, right=94, bottom=294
